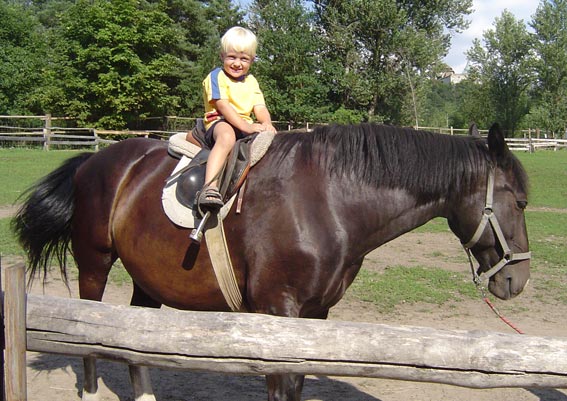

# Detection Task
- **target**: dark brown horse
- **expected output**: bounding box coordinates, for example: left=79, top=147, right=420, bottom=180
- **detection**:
left=13, top=123, right=531, bottom=401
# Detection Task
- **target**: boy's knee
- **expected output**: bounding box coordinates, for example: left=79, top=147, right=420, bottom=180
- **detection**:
left=214, top=124, right=237, bottom=144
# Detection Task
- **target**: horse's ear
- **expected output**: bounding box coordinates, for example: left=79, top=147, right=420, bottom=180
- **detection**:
left=468, top=122, right=480, bottom=137
left=487, top=123, right=509, bottom=158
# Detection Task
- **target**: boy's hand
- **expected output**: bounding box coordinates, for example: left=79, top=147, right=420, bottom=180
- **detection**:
left=260, top=123, right=277, bottom=133
left=248, top=123, right=276, bottom=134
left=249, top=123, right=266, bottom=134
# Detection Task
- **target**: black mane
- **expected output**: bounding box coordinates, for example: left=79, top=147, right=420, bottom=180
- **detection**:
left=271, top=123, right=528, bottom=202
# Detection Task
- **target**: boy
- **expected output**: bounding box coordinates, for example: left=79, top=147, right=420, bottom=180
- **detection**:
left=187, top=26, right=276, bottom=212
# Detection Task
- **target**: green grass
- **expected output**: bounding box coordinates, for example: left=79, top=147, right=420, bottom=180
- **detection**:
left=349, top=266, right=478, bottom=312
left=524, top=210, right=567, bottom=304
left=413, top=218, right=451, bottom=234
left=526, top=211, right=567, bottom=271
left=0, top=148, right=85, bottom=206
left=515, top=151, right=567, bottom=209
left=0, top=218, right=24, bottom=255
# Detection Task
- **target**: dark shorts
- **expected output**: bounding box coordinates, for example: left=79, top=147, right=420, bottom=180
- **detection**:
left=204, top=119, right=246, bottom=148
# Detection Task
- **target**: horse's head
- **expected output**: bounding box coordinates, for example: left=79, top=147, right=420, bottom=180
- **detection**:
left=449, top=123, right=530, bottom=300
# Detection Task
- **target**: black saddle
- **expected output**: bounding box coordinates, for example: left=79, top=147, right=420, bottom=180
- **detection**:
left=172, top=127, right=255, bottom=211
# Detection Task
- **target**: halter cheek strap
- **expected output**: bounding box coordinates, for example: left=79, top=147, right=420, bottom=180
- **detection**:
left=462, top=169, right=531, bottom=284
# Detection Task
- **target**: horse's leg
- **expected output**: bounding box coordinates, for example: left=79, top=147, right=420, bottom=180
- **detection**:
left=76, top=250, right=116, bottom=401
left=265, top=309, right=329, bottom=401
left=81, top=358, right=99, bottom=401
left=266, top=375, right=305, bottom=401
left=128, top=283, right=161, bottom=401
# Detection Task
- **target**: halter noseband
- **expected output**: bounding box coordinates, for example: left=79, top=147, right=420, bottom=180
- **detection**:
left=462, top=168, right=531, bottom=284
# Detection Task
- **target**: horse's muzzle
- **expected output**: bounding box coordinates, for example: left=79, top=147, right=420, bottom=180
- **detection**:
left=487, top=260, right=531, bottom=300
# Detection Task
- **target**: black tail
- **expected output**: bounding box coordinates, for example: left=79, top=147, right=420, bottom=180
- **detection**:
left=11, top=152, right=94, bottom=286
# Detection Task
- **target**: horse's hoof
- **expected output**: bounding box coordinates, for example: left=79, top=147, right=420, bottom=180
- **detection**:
left=81, top=391, right=100, bottom=401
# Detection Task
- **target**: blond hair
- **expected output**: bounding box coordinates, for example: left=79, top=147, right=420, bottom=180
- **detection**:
left=221, top=26, right=257, bottom=57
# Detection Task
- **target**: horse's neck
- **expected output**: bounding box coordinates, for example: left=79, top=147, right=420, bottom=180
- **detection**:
left=349, top=186, right=449, bottom=252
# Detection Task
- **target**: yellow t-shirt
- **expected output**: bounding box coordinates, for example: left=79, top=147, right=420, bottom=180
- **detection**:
left=202, top=67, right=266, bottom=130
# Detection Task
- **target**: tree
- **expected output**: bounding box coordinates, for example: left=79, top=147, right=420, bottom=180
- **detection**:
left=529, top=0, right=567, bottom=137
left=35, top=0, right=222, bottom=129
left=0, top=1, right=48, bottom=114
left=249, top=0, right=331, bottom=123
left=466, top=10, right=534, bottom=136
left=453, top=75, right=494, bottom=129
left=421, top=80, right=457, bottom=128
left=312, top=0, right=472, bottom=125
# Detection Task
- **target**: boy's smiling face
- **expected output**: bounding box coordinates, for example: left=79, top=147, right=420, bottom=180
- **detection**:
left=222, top=50, right=253, bottom=80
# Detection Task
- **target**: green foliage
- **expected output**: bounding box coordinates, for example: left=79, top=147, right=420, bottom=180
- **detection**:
left=466, top=11, right=534, bottom=136
left=328, top=107, right=366, bottom=124
left=0, top=1, right=50, bottom=114
left=250, top=0, right=331, bottom=122
left=313, top=0, right=472, bottom=125
left=420, top=80, right=458, bottom=128
left=452, top=78, right=494, bottom=129
left=13, top=0, right=230, bottom=129
left=42, top=0, right=190, bottom=128
left=528, top=0, right=567, bottom=136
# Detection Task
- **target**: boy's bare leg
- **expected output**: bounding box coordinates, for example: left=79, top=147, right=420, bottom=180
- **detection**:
left=205, top=122, right=236, bottom=189
left=196, top=122, right=237, bottom=212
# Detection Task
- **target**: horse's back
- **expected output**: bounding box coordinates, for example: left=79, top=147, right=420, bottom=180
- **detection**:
left=78, top=137, right=167, bottom=176
left=72, top=138, right=172, bottom=252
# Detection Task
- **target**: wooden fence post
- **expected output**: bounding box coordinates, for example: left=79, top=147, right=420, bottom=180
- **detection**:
left=1, top=256, right=5, bottom=401
left=93, top=129, right=99, bottom=152
left=43, top=114, right=52, bottom=151
left=4, top=264, right=27, bottom=401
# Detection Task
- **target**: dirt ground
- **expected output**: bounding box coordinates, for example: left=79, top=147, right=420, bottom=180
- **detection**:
left=6, top=229, right=567, bottom=401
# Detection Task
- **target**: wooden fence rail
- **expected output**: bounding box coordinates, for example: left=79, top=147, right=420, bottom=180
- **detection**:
left=2, top=264, right=567, bottom=400
left=506, top=137, right=567, bottom=152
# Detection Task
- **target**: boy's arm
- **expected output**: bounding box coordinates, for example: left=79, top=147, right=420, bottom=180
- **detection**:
left=215, top=99, right=265, bottom=134
left=253, top=105, right=277, bottom=133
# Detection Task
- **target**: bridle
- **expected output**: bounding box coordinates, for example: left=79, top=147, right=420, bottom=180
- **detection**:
left=462, top=168, right=531, bottom=284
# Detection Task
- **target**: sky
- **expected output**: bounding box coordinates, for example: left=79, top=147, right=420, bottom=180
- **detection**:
left=445, top=0, right=540, bottom=73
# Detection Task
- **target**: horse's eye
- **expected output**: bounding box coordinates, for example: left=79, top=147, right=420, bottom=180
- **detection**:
left=517, top=200, right=528, bottom=210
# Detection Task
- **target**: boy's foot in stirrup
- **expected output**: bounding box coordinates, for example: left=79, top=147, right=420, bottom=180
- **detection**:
left=197, top=186, right=224, bottom=214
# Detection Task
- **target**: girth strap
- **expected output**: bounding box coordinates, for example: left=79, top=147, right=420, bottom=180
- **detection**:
left=205, top=215, right=245, bottom=312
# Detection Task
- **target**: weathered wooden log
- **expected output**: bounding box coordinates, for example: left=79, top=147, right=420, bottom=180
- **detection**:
left=4, top=264, right=27, bottom=401
left=18, top=294, right=567, bottom=389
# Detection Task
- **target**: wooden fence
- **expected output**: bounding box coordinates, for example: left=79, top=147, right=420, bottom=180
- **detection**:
left=505, top=137, right=567, bottom=152
left=0, top=115, right=165, bottom=151
left=2, top=264, right=567, bottom=400
left=1, top=115, right=565, bottom=152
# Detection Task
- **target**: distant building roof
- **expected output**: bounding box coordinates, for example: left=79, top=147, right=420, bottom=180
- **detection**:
left=439, top=69, right=467, bottom=85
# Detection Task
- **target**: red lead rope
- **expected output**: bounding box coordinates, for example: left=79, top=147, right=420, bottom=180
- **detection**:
left=481, top=295, right=525, bottom=334
left=473, top=279, right=525, bottom=334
